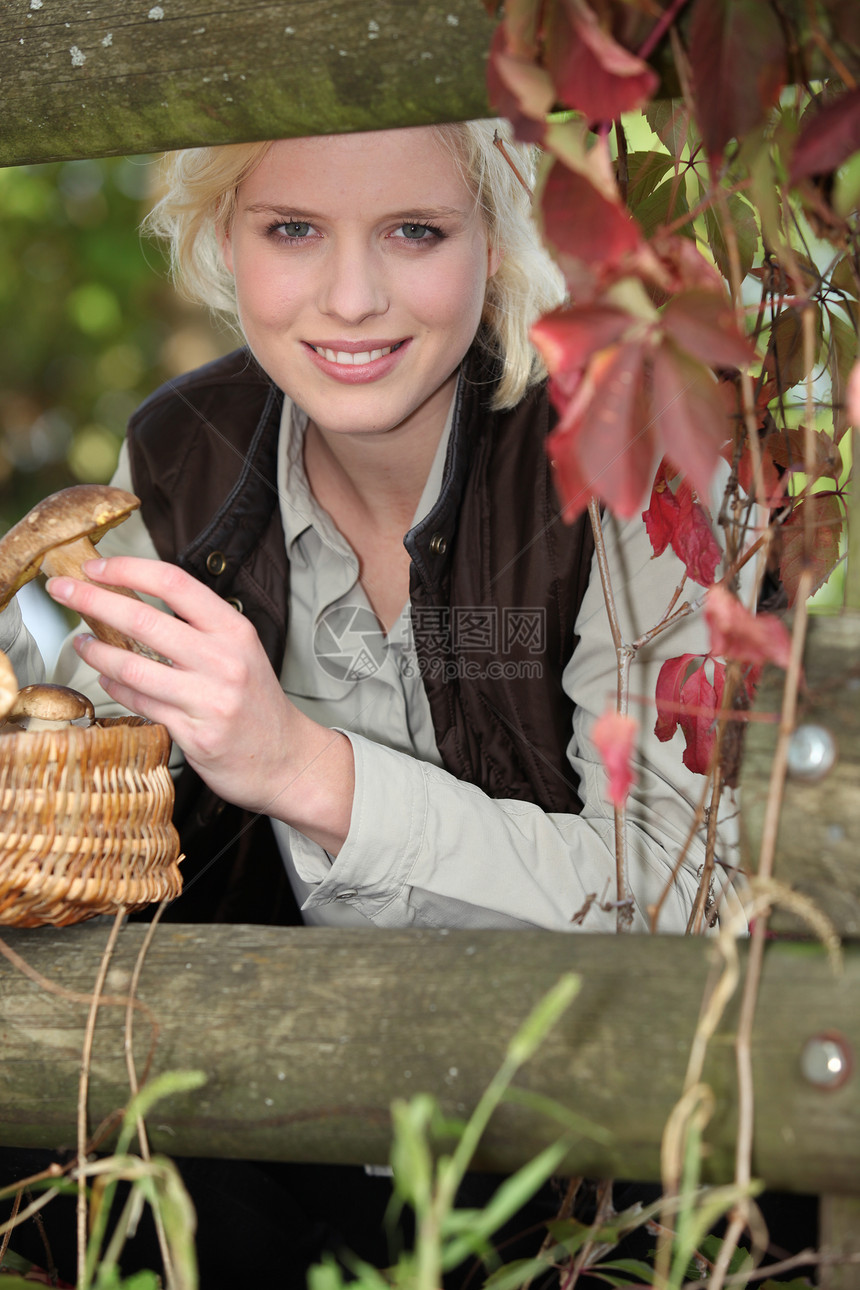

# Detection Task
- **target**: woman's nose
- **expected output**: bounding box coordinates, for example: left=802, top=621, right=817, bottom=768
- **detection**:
left=318, top=242, right=388, bottom=323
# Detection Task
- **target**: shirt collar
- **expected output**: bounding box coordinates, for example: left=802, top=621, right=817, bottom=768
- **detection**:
left=276, top=381, right=459, bottom=557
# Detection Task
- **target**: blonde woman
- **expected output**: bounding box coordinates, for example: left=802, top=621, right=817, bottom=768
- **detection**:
left=13, top=118, right=759, bottom=1284
left=49, top=120, right=740, bottom=937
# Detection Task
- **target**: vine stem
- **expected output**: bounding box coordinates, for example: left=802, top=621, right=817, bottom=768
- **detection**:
left=709, top=269, right=821, bottom=1290
left=638, top=0, right=692, bottom=61
left=587, top=499, right=634, bottom=930
left=124, top=900, right=173, bottom=1286
left=77, top=910, right=126, bottom=1290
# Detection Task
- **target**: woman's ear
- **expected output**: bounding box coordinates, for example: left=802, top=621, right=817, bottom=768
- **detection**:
left=487, top=244, right=503, bottom=279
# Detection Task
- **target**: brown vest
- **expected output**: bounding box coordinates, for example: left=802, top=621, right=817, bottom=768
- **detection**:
left=126, top=347, right=594, bottom=922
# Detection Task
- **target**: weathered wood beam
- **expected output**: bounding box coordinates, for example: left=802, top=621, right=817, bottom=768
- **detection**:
left=0, top=925, right=857, bottom=1194
left=1, top=1, right=496, bottom=168
left=740, top=613, right=860, bottom=938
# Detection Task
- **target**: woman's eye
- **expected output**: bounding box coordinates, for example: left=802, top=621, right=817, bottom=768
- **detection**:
left=281, top=221, right=312, bottom=238
left=395, top=223, right=441, bottom=242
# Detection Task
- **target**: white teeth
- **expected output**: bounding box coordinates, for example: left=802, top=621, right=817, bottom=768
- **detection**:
left=316, top=345, right=393, bottom=365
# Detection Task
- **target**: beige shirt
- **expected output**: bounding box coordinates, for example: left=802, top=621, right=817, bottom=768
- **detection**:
left=0, top=599, right=46, bottom=689
left=55, top=393, right=748, bottom=935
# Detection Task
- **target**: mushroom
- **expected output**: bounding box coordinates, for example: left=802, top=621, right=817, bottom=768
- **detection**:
left=1, top=683, right=95, bottom=732
left=0, top=485, right=168, bottom=663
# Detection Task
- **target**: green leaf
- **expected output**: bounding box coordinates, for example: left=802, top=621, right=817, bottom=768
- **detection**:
left=764, top=304, right=824, bottom=393
left=483, top=1256, right=560, bottom=1289
left=745, top=133, right=786, bottom=254
left=118, top=1070, right=208, bottom=1156
left=834, top=148, right=860, bottom=216
left=307, top=1254, right=351, bottom=1290
left=644, top=100, right=699, bottom=159
left=825, top=306, right=858, bottom=431
left=627, top=151, right=678, bottom=206
left=389, top=1095, right=437, bottom=1212
left=441, top=1140, right=570, bottom=1270
left=703, top=193, right=760, bottom=282
left=505, top=974, right=580, bottom=1065
left=698, top=1234, right=752, bottom=1276
left=502, top=1087, right=613, bottom=1144
left=636, top=175, right=692, bottom=241
left=831, top=254, right=859, bottom=298
left=593, top=1257, right=658, bottom=1281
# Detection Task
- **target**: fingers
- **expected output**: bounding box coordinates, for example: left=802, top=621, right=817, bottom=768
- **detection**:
left=57, top=556, right=241, bottom=635
left=46, top=558, right=247, bottom=669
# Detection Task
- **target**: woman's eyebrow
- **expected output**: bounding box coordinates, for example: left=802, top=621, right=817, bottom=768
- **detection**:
left=241, top=203, right=468, bottom=219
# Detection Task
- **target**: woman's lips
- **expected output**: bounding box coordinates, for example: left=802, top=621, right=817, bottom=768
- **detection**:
left=304, top=339, right=409, bottom=382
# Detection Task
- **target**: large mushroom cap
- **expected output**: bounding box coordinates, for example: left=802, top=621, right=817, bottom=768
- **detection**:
left=0, top=485, right=140, bottom=608
left=2, top=683, right=96, bottom=731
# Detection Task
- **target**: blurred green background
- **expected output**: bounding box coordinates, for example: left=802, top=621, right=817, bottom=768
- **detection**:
left=0, top=155, right=231, bottom=666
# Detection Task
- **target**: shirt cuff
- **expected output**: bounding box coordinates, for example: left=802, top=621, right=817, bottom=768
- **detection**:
left=300, top=730, right=428, bottom=920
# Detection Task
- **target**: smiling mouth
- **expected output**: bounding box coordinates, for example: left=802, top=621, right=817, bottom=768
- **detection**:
left=309, top=342, right=404, bottom=366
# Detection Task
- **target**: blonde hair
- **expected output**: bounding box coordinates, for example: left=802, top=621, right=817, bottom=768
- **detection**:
left=144, top=120, right=564, bottom=409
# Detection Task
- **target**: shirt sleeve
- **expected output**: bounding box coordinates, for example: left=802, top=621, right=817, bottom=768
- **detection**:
left=300, top=489, right=751, bottom=934
left=0, top=600, right=46, bottom=688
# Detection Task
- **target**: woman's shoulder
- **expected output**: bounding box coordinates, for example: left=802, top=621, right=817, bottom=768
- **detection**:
left=130, top=347, right=276, bottom=436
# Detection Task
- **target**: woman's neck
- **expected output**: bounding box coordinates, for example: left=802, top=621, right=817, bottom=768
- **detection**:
left=302, top=390, right=453, bottom=534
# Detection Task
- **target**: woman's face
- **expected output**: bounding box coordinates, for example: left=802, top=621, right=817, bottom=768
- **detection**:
left=221, top=128, right=499, bottom=444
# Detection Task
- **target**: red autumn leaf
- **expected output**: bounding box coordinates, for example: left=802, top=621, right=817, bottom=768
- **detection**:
left=486, top=25, right=554, bottom=142
left=687, top=0, right=787, bottom=165
left=549, top=443, right=599, bottom=521
left=672, top=483, right=722, bottom=586
left=705, top=584, right=792, bottom=668
left=642, top=461, right=677, bottom=558
left=530, top=304, right=633, bottom=404
left=651, top=342, right=731, bottom=503
left=654, top=654, right=725, bottom=774
left=779, top=490, right=844, bottom=606
left=790, top=86, right=860, bottom=184
left=486, top=26, right=550, bottom=142
left=733, top=439, right=785, bottom=507
left=546, top=0, right=659, bottom=125
left=678, top=656, right=723, bottom=774
left=493, top=0, right=541, bottom=55
left=592, top=709, right=639, bottom=807
left=540, top=158, right=642, bottom=271
left=547, top=340, right=656, bottom=520
left=642, top=462, right=722, bottom=585
left=661, top=291, right=756, bottom=372
left=647, top=232, right=727, bottom=301
left=654, top=652, right=702, bottom=742
left=767, top=424, right=842, bottom=482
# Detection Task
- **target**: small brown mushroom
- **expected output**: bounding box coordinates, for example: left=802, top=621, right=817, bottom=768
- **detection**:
left=0, top=485, right=168, bottom=663
left=2, top=683, right=95, bottom=732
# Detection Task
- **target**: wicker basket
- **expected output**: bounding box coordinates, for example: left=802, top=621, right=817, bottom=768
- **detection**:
left=0, top=716, right=182, bottom=927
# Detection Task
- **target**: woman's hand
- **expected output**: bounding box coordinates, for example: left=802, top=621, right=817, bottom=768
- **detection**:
left=47, top=556, right=354, bottom=853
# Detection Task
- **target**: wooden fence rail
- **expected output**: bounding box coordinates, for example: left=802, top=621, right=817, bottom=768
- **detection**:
left=1, top=0, right=496, bottom=167
left=0, top=924, right=857, bottom=1196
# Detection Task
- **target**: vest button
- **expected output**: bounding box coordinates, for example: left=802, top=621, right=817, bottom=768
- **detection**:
left=429, top=532, right=448, bottom=557
left=206, top=551, right=227, bottom=575
left=226, top=597, right=244, bottom=614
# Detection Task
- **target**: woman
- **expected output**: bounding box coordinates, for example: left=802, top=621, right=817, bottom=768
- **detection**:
left=7, top=121, right=761, bottom=1286
left=47, top=120, right=743, bottom=936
